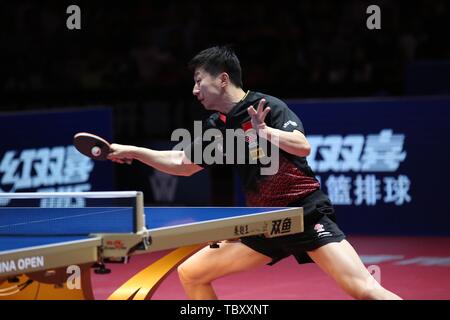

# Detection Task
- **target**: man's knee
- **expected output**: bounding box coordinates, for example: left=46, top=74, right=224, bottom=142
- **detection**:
left=350, top=277, right=383, bottom=300
left=177, top=260, right=205, bottom=285
left=354, top=285, right=378, bottom=300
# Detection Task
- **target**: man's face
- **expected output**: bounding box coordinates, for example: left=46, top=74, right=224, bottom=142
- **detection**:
left=192, top=68, right=224, bottom=110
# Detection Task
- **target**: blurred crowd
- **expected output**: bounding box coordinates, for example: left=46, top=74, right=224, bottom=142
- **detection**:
left=1, top=0, right=449, bottom=109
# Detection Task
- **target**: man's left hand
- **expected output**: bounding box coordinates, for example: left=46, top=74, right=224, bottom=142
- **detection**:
left=247, top=98, right=271, bottom=135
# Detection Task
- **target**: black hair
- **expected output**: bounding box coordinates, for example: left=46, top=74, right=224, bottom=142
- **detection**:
left=189, top=46, right=243, bottom=88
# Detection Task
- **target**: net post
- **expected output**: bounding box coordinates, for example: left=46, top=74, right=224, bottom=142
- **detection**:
left=135, top=191, right=145, bottom=233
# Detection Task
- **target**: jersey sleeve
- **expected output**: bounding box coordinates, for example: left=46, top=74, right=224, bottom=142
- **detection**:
left=266, top=100, right=305, bottom=134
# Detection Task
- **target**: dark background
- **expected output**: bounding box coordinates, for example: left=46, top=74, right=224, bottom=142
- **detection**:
left=1, top=0, right=449, bottom=205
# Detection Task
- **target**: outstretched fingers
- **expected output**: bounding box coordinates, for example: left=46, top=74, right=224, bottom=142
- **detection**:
left=247, top=98, right=271, bottom=123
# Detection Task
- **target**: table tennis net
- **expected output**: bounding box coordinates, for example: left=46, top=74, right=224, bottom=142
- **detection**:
left=0, top=191, right=140, bottom=236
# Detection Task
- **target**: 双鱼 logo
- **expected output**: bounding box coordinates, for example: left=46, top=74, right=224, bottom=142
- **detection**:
left=270, top=218, right=292, bottom=235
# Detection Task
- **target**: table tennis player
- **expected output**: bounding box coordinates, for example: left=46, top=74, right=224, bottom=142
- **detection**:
left=106, top=46, right=401, bottom=300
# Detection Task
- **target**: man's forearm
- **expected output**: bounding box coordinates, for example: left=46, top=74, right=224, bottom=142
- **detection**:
left=131, top=147, right=201, bottom=176
left=263, top=127, right=311, bottom=157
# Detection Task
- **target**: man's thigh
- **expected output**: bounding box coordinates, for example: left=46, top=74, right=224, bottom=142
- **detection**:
left=180, top=241, right=272, bottom=282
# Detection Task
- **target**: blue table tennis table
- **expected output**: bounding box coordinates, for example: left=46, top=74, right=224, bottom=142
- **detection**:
left=0, top=191, right=303, bottom=300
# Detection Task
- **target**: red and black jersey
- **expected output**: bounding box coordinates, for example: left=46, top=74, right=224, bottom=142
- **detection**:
left=184, top=91, right=320, bottom=206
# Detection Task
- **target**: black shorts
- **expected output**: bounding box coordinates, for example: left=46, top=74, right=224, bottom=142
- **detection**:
left=240, top=189, right=346, bottom=265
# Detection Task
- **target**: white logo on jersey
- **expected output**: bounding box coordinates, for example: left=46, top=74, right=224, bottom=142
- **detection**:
left=282, top=120, right=298, bottom=129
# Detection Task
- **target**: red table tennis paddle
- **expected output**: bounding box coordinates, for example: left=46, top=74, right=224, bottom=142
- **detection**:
left=73, top=132, right=132, bottom=164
